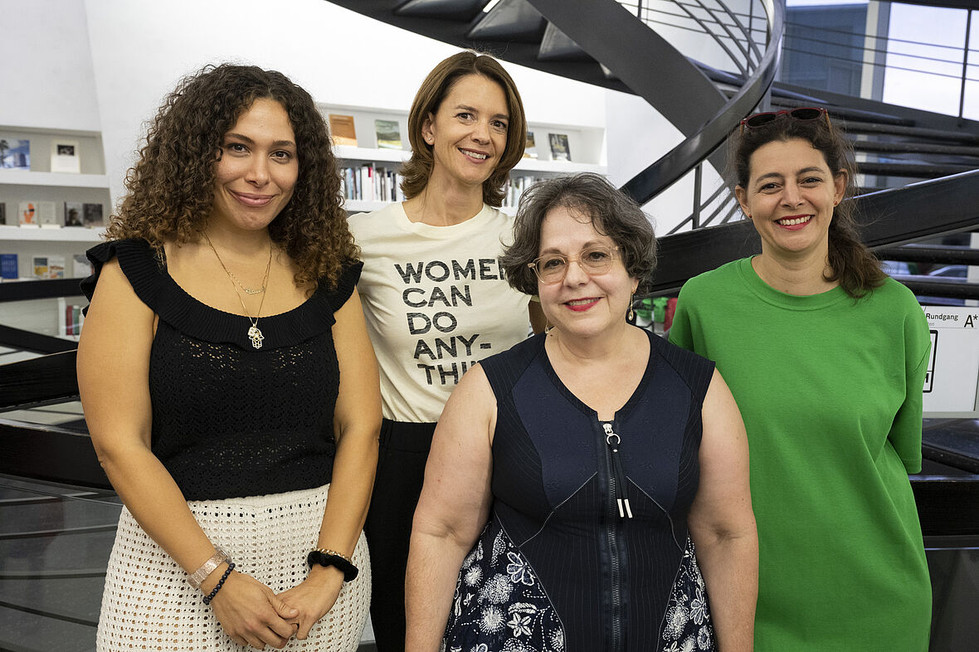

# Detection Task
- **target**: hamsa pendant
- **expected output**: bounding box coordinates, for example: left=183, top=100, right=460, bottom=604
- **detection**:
left=248, top=325, right=264, bottom=349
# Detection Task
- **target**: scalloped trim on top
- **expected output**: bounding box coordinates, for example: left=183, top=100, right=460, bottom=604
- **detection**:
left=82, top=239, right=361, bottom=349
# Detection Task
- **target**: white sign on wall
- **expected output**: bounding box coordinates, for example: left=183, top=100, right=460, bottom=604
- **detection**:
left=922, top=306, right=979, bottom=417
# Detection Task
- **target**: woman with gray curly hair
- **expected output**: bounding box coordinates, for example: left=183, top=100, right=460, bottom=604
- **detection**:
left=405, top=173, right=757, bottom=652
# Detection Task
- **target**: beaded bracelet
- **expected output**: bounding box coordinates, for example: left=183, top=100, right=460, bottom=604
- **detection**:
left=306, top=549, right=358, bottom=582
left=202, top=562, right=235, bottom=605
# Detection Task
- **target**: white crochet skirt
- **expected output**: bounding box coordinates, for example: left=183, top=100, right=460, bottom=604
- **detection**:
left=96, top=484, right=370, bottom=651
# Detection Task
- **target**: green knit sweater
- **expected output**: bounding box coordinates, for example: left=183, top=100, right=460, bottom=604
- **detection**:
left=670, top=257, right=931, bottom=651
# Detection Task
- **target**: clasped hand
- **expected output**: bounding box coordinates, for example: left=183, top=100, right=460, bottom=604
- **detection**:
left=209, top=566, right=345, bottom=648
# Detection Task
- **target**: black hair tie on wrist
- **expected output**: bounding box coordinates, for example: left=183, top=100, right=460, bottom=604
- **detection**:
left=306, top=550, right=359, bottom=582
left=202, top=562, right=235, bottom=605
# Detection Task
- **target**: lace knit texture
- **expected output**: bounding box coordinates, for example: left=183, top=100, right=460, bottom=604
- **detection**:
left=82, top=239, right=363, bottom=500
left=96, top=484, right=370, bottom=651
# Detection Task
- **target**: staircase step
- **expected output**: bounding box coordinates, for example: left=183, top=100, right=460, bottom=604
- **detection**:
left=394, top=0, right=487, bottom=21
left=467, top=0, right=544, bottom=42
left=856, top=160, right=977, bottom=178
left=850, top=138, right=979, bottom=158
left=538, top=22, right=593, bottom=61
left=845, top=121, right=979, bottom=145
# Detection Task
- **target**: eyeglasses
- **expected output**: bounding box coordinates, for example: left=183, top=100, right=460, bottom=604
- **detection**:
left=739, top=107, right=830, bottom=134
left=528, top=245, right=619, bottom=285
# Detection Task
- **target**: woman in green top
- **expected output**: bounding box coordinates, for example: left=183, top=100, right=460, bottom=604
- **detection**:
left=669, top=107, right=931, bottom=650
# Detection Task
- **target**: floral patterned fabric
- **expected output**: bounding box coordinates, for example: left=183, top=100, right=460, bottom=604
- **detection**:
left=660, top=537, right=715, bottom=652
left=443, top=524, right=714, bottom=652
left=444, top=524, right=564, bottom=652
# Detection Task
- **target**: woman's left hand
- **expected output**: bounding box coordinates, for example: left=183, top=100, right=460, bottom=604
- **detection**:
left=277, top=565, right=346, bottom=639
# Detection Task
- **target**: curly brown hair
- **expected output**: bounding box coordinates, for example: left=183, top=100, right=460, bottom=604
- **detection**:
left=730, top=108, right=885, bottom=298
left=400, top=51, right=527, bottom=207
left=106, top=63, right=356, bottom=291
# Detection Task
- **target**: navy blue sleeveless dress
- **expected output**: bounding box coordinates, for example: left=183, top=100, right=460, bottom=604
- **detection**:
left=442, top=330, right=717, bottom=652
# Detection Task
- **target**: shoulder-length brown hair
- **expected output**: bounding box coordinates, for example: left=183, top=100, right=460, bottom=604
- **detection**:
left=729, top=109, right=885, bottom=298
left=400, top=51, right=527, bottom=207
left=106, top=63, right=356, bottom=291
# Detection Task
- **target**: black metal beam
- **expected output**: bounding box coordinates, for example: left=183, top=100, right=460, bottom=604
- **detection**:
left=0, top=325, right=78, bottom=355
left=0, top=351, right=79, bottom=410
left=893, top=277, right=979, bottom=300
left=0, top=278, right=85, bottom=303
left=527, top=0, right=726, bottom=135
left=876, top=244, right=979, bottom=266
left=0, top=421, right=109, bottom=490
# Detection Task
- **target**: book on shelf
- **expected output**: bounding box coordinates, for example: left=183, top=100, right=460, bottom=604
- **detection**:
left=0, top=138, right=30, bottom=169
left=19, top=201, right=38, bottom=225
left=73, top=253, right=93, bottom=278
left=64, top=201, right=84, bottom=227
left=83, top=203, right=104, bottom=227
left=58, top=297, right=86, bottom=337
left=524, top=131, right=538, bottom=159
left=38, top=201, right=59, bottom=227
left=548, top=133, right=571, bottom=161
left=0, top=253, right=17, bottom=279
left=504, top=174, right=549, bottom=209
left=33, top=254, right=65, bottom=279
left=65, top=303, right=84, bottom=336
left=374, top=119, right=403, bottom=150
left=339, top=163, right=404, bottom=205
left=329, top=114, right=357, bottom=146
left=51, top=139, right=81, bottom=173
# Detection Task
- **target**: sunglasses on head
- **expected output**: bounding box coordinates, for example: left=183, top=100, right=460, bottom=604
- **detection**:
left=739, top=107, right=830, bottom=134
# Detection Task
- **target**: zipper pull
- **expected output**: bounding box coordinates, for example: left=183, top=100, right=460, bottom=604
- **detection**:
left=603, top=423, right=633, bottom=519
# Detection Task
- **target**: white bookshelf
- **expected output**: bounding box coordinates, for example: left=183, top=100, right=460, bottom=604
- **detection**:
left=0, top=225, right=105, bottom=242
left=320, top=103, right=607, bottom=212
left=1, top=125, right=110, bottom=281
left=0, top=169, right=110, bottom=188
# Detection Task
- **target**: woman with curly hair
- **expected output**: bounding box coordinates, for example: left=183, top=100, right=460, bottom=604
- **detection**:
left=348, top=50, right=542, bottom=650
left=77, top=63, right=380, bottom=651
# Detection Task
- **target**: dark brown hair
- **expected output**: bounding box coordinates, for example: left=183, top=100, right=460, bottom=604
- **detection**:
left=501, top=173, right=657, bottom=295
left=400, top=51, right=527, bottom=207
left=106, top=63, right=356, bottom=290
left=730, top=109, right=885, bottom=298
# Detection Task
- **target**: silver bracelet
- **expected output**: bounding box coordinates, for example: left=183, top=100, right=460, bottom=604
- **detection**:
left=188, top=547, right=229, bottom=589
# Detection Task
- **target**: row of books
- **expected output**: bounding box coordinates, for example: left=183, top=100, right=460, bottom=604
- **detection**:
left=340, top=165, right=406, bottom=204
left=337, top=167, right=563, bottom=209
left=0, top=201, right=104, bottom=227
left=0, top=252, right=93, bottom=280
left=327, top=113, right=574, bottom=162
left=0, top=138, right=83, bottom=173
left=502, top=175, right=555, bottom=209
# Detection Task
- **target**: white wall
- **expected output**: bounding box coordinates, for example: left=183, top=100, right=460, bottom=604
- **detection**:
left=0, top=0, right=101, bottom=131
left=605, top=91, right=726, bottom=235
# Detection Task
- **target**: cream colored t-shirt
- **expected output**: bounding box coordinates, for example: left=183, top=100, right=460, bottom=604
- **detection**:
left=348, top=202, right=531, bottom=422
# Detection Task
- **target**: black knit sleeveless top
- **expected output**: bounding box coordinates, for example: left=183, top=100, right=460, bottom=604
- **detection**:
left=82, top=239, right=363, bottom=500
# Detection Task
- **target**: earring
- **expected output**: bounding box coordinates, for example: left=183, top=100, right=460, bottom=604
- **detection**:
left=627, top=294, right=635, bottom=322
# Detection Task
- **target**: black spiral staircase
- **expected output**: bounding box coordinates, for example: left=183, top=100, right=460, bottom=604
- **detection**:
left=2, top=1, right=978, bottom=649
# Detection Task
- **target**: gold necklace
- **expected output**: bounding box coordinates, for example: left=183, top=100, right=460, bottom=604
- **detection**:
left=203, top=232, right=273, bottom=349
left=227, top=267, right=266, bottom=294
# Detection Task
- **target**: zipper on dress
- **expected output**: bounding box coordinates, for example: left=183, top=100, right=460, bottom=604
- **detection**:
left=601, top=419, right=627, bottom=652
left=603, top=422, right=633, bottom=519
